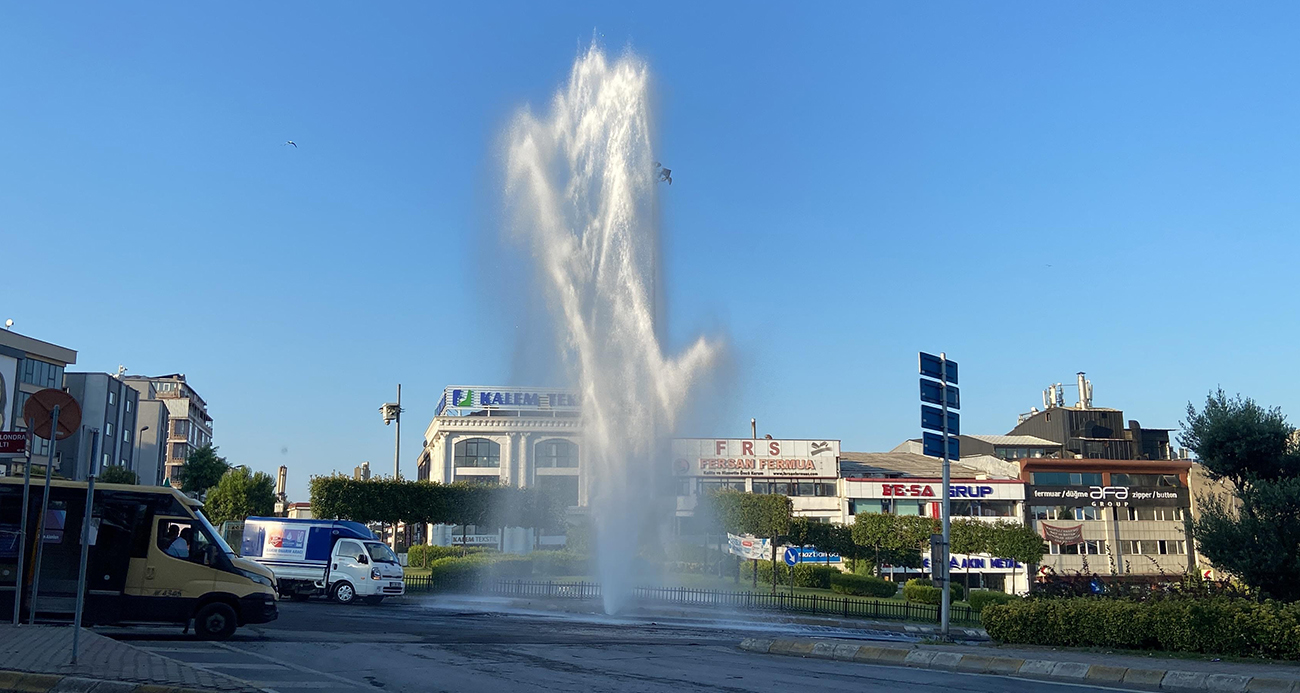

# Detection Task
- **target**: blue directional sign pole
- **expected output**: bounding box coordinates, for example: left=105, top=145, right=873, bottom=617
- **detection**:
left=938, top=353, right=952, bottom=641
left=919, top=351, right=958, bottom=641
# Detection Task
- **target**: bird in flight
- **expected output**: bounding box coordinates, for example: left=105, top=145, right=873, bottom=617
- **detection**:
left=283, top=141, right=297, bottom=148
left=654, top=161, right=672, bottom=185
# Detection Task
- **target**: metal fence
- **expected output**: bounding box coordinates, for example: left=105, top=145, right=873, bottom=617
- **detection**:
left=405, top=576, right=978, bottom=625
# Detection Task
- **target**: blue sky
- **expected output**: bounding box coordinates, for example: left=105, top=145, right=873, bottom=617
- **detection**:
left=4, top=3, right=1298, bottom=500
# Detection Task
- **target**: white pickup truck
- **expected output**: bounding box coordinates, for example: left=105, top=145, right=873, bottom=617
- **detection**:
left=240, top=518, right=405, bottom=605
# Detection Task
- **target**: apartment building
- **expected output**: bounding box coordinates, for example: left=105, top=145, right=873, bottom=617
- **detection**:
left=123, top=374, right=212, bottom=483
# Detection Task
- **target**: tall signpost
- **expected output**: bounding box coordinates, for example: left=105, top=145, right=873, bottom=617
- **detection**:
left=20, top=389, right=81, bottom=626
left=919, top=352, right=959, bottom=640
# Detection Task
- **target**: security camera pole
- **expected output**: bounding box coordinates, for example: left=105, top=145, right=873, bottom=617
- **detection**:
left=380, top=385, right=403, bottom=549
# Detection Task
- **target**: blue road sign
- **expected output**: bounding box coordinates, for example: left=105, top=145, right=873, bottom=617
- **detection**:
left=919, top=379, right=960, bottom=409
left=783, top=547, right=799, bottom=567
left=923, top=431, right=960, bottom=460
left=921, top=406, right=960, bottom=435
left=919, top=352, right=958, bottom=385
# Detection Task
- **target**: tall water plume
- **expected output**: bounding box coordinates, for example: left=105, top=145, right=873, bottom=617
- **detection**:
left=505, top=46, right=719, bottom=613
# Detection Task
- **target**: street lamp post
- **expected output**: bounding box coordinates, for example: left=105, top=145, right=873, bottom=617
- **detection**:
left=380, top=385, right=403, bottom=549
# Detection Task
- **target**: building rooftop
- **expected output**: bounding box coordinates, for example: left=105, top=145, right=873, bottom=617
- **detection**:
left=0, top=330, right=77, bottom=365
left=964, top=434, right=1061, bottom=447
left=839, top=451, right=986, bottom=479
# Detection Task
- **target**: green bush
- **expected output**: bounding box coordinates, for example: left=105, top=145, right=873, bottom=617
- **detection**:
left=792, top=565, right=839, bottom=589
left=741, top=560, right=790, bottom=585
left=830, top=573, right=898, bottom=598
left=903, top=578, right=966, bottom=604
left=982, top=597, right=1300, bottom=659
left=426, top=553, right=533, bottom=587
left=967, top=590, right=1018, bottom=613
left=406, top=544, right=492, bottom=568
left=530, top=550, right=589, bottom=576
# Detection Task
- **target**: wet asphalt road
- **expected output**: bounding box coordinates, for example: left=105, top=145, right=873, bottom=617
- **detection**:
left=100, top=597, right=1118, bottom=693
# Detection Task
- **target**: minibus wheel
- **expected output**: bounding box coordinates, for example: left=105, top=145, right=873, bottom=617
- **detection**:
left=332, top=582, right=356, bottom=604
left=194, top=603, right=238, bottom=640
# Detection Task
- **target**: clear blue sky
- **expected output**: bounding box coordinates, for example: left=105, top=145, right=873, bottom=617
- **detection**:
left=5, top=3, right=1298, bottom=501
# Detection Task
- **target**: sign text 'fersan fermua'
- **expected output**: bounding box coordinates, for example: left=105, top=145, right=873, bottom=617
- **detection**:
left=672, top=439, right=840, bottom=478
left=438, top=386, right=580, bottom=414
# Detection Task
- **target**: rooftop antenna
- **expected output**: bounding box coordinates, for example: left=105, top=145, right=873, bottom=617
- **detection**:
left=116, top=365, right=128, bottom=378
left=3, top=319, right=12, bottom=330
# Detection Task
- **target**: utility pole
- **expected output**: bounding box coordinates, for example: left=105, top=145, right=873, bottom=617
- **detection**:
left=939, top=354, right=952, bottom=640
left=919, top=351, right=960, bottom=641
left=380, top=386, right=403, bottom=550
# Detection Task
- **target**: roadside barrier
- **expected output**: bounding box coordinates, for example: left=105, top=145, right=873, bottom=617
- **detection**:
left=404, top=576, right=979, bottom=625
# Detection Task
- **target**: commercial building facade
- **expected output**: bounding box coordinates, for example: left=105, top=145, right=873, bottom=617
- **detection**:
left=0, top=330, right=78, bottom=477
left=61, top=372, right=140, bottom=481
left=123, top=374, right=213, bottom=484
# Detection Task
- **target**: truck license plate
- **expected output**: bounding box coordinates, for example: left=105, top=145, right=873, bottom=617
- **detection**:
left=390, top=582, right=402, bottom=588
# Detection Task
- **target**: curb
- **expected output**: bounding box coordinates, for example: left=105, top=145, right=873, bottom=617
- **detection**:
left=0, top=670, right=231, bottom=693
left=737, top=639, right=1297, bottom=692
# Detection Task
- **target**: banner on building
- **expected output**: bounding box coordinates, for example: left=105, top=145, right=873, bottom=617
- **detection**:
left=1040, top=523, right=1084, bottom=545
left=728, top=533, right=772, bottom=560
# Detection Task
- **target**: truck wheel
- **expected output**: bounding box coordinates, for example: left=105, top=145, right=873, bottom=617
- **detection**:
left=194, top=603, right=238, bottom=640
left=363, top=596, right=384, bottom=606
left=332, top=582, right=356, bottom=605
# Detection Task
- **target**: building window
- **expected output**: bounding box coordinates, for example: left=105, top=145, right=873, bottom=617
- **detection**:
left=535, top=439, right=578, bottom=468
left=1124, top=540, right=1186, bottom=555
left=102, top=452, right=110, bottom=467
left=1032, top=472, right=1103, bottom=486
left=108, top=391, right=116, bottom=405
left=1125, top=507, right=1185, bottom=522
left=697, top=479, right=746, bottom=495
left=1111, top=473, right=1183, bottom=488
left=1073, top=506, right=1102, bottom=521
left=105, top=422, right=114, bottom=438
left=536, top=475, right=580, bottom=507
left=1049, top=540, right=1107, bottom=555
left=172, top=420, right=187, bottom=437
left=676, top=477, right=692, bottom=497
left=453, top=438, right=500, bottom=468
left=125, top=399, right=132, bottom=413
left=124, top=428, right=132, bottom=443
left=1030, top=505, right=1072, bottom=520
left=953, top=500, right=1016, bottom=517
left=171, top=443, right=188, bottom=460
left=20, top=359, right=63, bottom=388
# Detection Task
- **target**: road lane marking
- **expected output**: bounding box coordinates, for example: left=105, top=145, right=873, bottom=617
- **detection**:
left=209, top=642, right=369, bottom=690
left=197, top=663, right=289, bottom=670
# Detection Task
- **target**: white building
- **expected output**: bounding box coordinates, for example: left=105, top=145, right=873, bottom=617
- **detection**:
left=417, top=386, right=582, bottom=551
left=840, top=451, right=1030, bottom=594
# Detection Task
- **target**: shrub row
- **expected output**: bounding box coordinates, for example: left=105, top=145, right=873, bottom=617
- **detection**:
left=902, top=578, right=966, bottom=604
left=982, top=597, right=1300, bottom=659
left=830, top=573, right=898, bottom=598
left=417, top=550, right=590, bottom=583
left=741, top=560, right=790, bottom=585
left=967, top=589, right=1018, bottom=613
left=406, top=545, right=490, bottom=568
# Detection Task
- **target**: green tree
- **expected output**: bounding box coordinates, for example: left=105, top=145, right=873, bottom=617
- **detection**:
left=1183, top=391, right=1300, bottom=600
left=204, top=466, right=277, bottom=525
left=1182, top=389, right=1299, bottom=486
left=852, top=514, right=936, bottom=579
left=711, top=491, right=791, bottom=593
left=178, top=444, right=231, bottom=497
left=986, top=520, right=1046, bottom=594
left=98, top=465, right=139, bottom=485
left=950, top=519, right=995, bottom=592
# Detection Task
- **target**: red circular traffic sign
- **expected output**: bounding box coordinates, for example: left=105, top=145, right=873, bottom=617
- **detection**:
left=22, top=388, right=81, bottom=441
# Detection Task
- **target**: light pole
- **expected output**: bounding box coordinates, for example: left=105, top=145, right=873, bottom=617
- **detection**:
left=380, top=385, right=403, bottom=549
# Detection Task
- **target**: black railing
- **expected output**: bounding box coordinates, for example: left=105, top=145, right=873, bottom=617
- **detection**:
left=405, top=576, right=978, bottom=625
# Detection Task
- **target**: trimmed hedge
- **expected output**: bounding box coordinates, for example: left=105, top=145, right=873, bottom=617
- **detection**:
left=903, top=578, right=966, bottom=604
left=830, top=573, right=898, bottom=598
left=741, top=560, right=790, bottom=585
left=406, top=545, right=490, bottom=568
left=983, top=597, right=1300, bottom=659
left=967, top=590, right=1018, bottom=613
left=530, top=550, right=589, bottom=576
left=793, top=565, right=840, bottom=589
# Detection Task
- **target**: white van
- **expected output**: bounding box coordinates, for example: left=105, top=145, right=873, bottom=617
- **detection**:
left=239, top=518, right=404, bottom=604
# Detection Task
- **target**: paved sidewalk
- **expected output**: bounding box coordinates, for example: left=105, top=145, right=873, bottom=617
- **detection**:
left=0, top=625, right=260, bottom=692
left=739, top=636, right=1300, bottom=692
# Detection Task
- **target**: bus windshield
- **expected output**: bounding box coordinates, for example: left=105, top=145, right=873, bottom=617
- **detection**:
left=196, top=510, right=236, bottom=555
